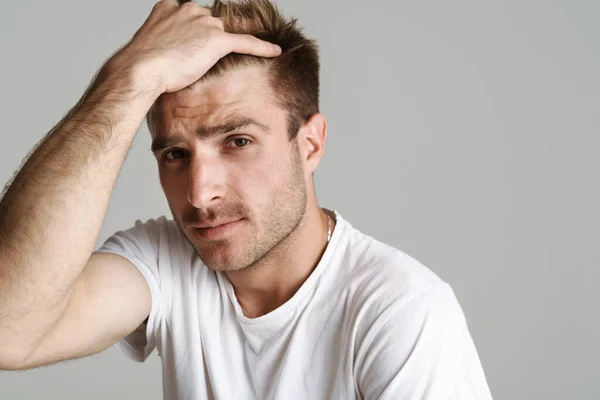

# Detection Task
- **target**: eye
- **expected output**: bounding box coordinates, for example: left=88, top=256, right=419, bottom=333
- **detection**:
left=228, top=137, right=251, bottom=148
left=164, top=149, right=187, bottom=161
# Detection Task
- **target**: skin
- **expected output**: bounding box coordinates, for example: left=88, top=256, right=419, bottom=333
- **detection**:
left=149, top=64, right=335, bottom=318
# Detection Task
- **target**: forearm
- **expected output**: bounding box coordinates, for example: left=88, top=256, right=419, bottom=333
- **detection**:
left=0, top=62, right=159, bottom=357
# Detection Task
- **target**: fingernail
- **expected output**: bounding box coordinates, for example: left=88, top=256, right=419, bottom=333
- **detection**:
left=275, top=45, right=282, bottom=52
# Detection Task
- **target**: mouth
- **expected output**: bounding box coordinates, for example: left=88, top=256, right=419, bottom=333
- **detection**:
left=190, top=219, right=243, bottom=240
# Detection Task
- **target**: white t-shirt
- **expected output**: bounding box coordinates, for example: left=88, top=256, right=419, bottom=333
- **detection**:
left=96, top=209, right=493, bottom=400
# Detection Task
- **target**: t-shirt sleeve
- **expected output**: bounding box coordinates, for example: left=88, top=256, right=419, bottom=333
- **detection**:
left=94, top=218, right=167, bottom=363
left=355, top=283, right=493, bottom=400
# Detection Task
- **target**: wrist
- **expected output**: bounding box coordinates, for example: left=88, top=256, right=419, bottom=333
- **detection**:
left=101, top=52, right=165, bottom=104
left=127, top=60, right=166, bottom=101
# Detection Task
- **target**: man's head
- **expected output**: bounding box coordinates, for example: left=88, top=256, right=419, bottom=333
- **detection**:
left=147, top=0, right=326, bottom=272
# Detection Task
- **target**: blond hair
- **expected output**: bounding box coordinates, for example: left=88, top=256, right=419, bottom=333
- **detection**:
left=190, top=0, right=320, bottom=138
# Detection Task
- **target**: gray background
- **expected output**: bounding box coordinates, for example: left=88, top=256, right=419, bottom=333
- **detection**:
left=0, top=0, right=598, bottom=399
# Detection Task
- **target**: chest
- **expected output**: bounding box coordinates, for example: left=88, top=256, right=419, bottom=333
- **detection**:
left=162, top=290, right=362, bottom=399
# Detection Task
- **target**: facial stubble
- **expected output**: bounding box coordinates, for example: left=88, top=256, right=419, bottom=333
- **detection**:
left=170, top=141, right=308, bottom=272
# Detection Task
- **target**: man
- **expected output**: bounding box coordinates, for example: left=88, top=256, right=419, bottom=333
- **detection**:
left=0, top=0, right=493, bottom=398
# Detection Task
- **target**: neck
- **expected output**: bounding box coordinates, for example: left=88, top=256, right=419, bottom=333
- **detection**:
left=224, top=195, right=334, bottom=318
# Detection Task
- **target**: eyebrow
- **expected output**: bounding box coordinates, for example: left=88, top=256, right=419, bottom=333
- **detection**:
left=150, top=116, right=270, bottom=153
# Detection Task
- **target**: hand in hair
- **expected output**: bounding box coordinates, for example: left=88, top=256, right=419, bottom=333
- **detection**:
left=107, top=0, right=282, bottom=95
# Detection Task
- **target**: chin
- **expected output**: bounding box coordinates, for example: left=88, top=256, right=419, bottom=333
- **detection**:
left=200, top=256, right=250, bottom=272
left=191, top=242, right=245, bottom=272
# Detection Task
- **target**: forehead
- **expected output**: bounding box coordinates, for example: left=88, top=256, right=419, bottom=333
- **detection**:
left=149, top=65, right=284, bottom=134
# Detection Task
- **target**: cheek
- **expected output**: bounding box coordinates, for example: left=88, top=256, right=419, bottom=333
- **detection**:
left=229, top=151, right=285, bottom=199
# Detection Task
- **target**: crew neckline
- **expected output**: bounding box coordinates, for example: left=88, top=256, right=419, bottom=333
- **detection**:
left=216, top=208, right=345, bottom=325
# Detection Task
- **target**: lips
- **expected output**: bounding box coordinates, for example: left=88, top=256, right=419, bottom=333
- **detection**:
left=189, top=219, right=242, bottom=240
left=191, top=220, right=237, bottom=229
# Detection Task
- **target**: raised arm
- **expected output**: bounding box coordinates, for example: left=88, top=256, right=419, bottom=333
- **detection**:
left=0, top=0, right=281, bottom=370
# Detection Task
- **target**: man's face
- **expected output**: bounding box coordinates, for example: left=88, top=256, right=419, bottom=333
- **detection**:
left=149, top=65, right=308, bottom=271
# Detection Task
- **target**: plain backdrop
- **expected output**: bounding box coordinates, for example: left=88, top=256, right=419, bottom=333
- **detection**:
left=0, top=0, right=598, bottom=399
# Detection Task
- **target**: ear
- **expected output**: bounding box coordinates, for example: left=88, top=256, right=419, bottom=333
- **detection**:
left=297, top=113, right=327, bottom=174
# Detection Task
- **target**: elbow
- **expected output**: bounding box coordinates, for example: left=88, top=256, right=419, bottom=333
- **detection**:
left=0, top=355, right=27, bottom=371
left=0, top=343, right=32, bottom=371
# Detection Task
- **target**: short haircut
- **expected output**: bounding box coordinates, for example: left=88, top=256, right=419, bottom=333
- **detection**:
left=151, top=0, right=320, bottom=139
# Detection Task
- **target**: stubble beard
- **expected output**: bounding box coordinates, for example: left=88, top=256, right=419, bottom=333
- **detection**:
left=170, top=143, right=308, bottom=272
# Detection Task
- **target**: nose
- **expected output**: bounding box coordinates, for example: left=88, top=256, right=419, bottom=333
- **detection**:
left=187, top=154, right=225, bottom=209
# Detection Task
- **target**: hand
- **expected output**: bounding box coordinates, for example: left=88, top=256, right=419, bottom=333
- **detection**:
left=107, top=0, right=282, bottom=95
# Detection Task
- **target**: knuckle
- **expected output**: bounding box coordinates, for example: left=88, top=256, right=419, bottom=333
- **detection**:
left=151, top=1, right=164, bottom=13
left=208, top=28, right=225, bottom=41
left=179, top=1, right=198, bottom=12
left=151, top=0, right=175, bottom=17
left=209, top=16, right=224, bottom=28
left=209, top=30, right=228, bottom=49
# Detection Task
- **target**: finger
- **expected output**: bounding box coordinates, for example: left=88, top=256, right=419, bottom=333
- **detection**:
left=226, top=33, right=282, bottom=58
left=178, top=1, right=212, bottom=16
left=146, top=0, right=179, bottom=22
left=209, top=16, right=225, bottom=31
left=159, top=0, right=180, bottom=12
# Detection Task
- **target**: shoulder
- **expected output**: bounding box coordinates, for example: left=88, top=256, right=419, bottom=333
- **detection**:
left=333, top=221, right=490, bottom=397
left=336, top=217, right=446, bottom=306
left=106, top=215, right=184, bottom=244
left=97, top=215, right=192, bottom=262
left=331, top=215, right=459, bottom=344
left=126, top=215, right=181, bottom=240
